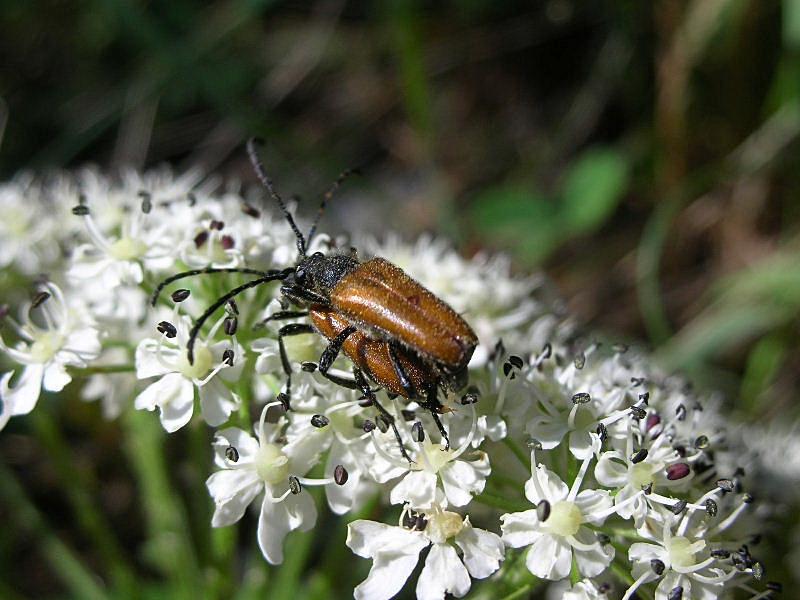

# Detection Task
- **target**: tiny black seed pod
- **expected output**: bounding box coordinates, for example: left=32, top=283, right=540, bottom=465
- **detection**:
left=540, top=343, right=552, bottom=359
left=288, top=476, right=301, bottom=495
left=671, top=499, right=688, bottom=515
left=362, top=419, right=376, bottom=433
left=667, top=586, right=684, bottom=600
left=716, top=478, right=735, bottom=493
left=401, top=410, right=416, bottom=422
left=650, top=559, right=665, bottom=575
left=666, top=463, right=690, bottom=481
left=222, top=348, right=235, bottom=366
left=194, top=231, right=209, bottom=248
left=411, top=421, right=425, bottom=443
left=72, top=205, right=90, bottom=216
left=460, top=392, right=479, bottom=405
left=536, top=499, right=551, bottom=522
left=210, top=219, right=225, bottom=231
left=225, top=298, right=239, bottom=316
left=574, top=352, right=585, bottom=369
left=139, top=191, right=153, bottom=214
left=224, top=316, right=238, bottom=336
left=241, top=202, right=261, bottom=218
left=157, top=320, right=177, bottom=338
left=31, top=291, right=51, bottom=308
left=572, top=392, right=591, bottom=404
left=630, top=405, right=647, bottom=420
left=334, top=464, right=348, bottom=486
left=171, top=289, right=191, bottom=303
left=694, top=435, right=710, bottom=449
left=675, top=404, right=687, bottom=421
left=311, top=414, right=330, bottom=428
left=301, top=362, right=318, bottom=373
left=277, top=392, right=291, bottom=411
left=705, top=499, right=718, bottom=517
left=225, top=445, right=239, bottom=462
left=752, top=562, right=765, bottom=580
left=415, top=515, right=427, bottom=531
left=596, top=423, right=608, bottom=442
left=597, top=533, right=611, bottom=546
left=639, top=391, right=650, bottom=404
left=526, top=438, right=542, bottom=450
left=743, top=493, right=754, bottom=504
left=630, top=449, right=648, bottom=464
left=508, top=355, right=524, bottom=369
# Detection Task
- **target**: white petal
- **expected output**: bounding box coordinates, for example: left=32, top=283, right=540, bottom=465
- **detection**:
left=416, top=543, right=471, bottom=600
left=525, top=533, right=572, bottom=580
left=455, top=524, right=505, bottom=579
left=594, top=452, right=628, bottom=487
left=574, top=489, right=613, bottom=525
left=656, top=572, right=688, bottom=600
left=390, top=470, right=438, bottom=508
left=440, top=456, right=489, bottom=507
left=324, top=441, right=361, bottom=515
left=135, top=338, right=175, bottom=379
left=198, top=379, right=239, bottom=427
left=43, top=362, right=72, bottom=392
left=2, top=364, right=44, bottom=417
left=212, top=428, right=260, bottom=466
left=207, top=470, right=261, bottom=527
left=500, top=510, right=541, bottom=548
left=572, top=527, right=614, bottom=577
left=346, top=520, right=427, bottom=558
left=568, top=430, right=594, bottom=460
left=354, top=552, right=420, bottom=600
left=63, top=326, right=102, bottom=361
left=134, top=373, right=195, bottom=432
left=257, top=491, right=317, bottom=564
left=524, top=464, right=568, bottom=504
left=526, top=416, right=569, bottom=449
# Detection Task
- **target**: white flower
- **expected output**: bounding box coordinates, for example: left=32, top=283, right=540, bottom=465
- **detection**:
left=501, top=461, right=615, bottom=581
left=134, top=314, right=241, bottom=432
left=346, top=508, right=504, bottom=600
left=206, top=406, right=320, bottom=564
left=0, top=283, right=101, bottom=430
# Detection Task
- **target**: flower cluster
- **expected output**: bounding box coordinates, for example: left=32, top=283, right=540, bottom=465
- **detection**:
left=0, top=168, right=781, bottom=599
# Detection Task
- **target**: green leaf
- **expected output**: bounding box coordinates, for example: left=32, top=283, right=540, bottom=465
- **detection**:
left=559, top=146, right=629, bottom=234
left=785, top=0, right=800, bottom=48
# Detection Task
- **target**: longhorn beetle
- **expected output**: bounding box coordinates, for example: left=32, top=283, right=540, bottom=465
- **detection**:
left=152, top=138, right=478, bottom=460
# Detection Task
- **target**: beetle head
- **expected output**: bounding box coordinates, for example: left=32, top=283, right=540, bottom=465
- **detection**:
left=281, top=252, right=360, bottom=304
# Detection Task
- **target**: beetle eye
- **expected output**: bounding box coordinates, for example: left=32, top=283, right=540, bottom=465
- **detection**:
left=312, top=252, right=324, bottom=259
left=295, top=268, right=306, bottom=283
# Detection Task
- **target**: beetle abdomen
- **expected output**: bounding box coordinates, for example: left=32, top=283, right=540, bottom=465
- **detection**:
left=310, top=306, right=436, bottom=399
left=328, top=258, right=477, bottom=369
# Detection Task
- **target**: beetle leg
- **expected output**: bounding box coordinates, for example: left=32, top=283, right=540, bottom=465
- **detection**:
left=253, top=310, right=309, bottom=330
left=317, top=370, right=359, bottom=390
left=277, top=323, right=316, bottom=407
left=281, top=285, right=329, bottom=305
left=423, top=386, right=450, bottom=450
left=353, top=367, right=414, bottom=464
left=318, top=325, right=357, bottom=374
left=387, top=342, right=416, bottom=398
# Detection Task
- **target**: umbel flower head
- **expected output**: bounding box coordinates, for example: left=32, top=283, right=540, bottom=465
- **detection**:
left=0, top=167, right=781, bottom=599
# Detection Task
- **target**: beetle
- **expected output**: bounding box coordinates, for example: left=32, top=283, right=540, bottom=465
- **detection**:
left=152, top=138, right=478, bottom=459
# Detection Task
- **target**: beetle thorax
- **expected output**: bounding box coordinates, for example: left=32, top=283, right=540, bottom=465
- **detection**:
left=294, top=252, right=360, bottom=298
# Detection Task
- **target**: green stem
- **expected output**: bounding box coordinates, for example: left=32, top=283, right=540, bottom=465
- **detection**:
left=70, top=364, right=135, bottom=375
left=30, top=409, right=136, bottom=596
left=502, top=437, right=530, bottom=471
left=473, top=490, right=530, bottom=513
left=0, top=461, right=110, bottom=600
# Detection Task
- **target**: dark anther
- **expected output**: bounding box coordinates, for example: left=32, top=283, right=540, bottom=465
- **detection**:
left=222, top=348, right=235, bottom=366
left=31, top=291, right=51, bottom=308
left=526, top=438, right=542, bottom=450
left=401, top=410, right=416, bottom=422
left=358, top=396, right=373, bottom=408
left=541, top=343, right=552, bottom=359
left=187, top=192, right=197, bottom=206
left=411, top=421, right=425, bottom=443
left=667, top=586, right=683, bottom=600
left=277, top=392, right=291, bottom=411
left=362, top=419, right=376, bottom=433
left=596, top=423, right=608, bottom=442
left=536, top=499, right=551, bottom=522
left=157, top=321, right=177, bottom=338
left=694, top=435, right=710, bottom=450
left=209, top=219, right=225, bottom=230
left=301, top=362, right=317, bottom=373
left=224, top=316, right=238, bottom=336
left=631, top=448, right=648, bottom=464
left=674, top=444, right=687, bottom=457
left=710, top=549, right=731, bottom=558
left=752, top=562, right=765, bottom=580
left=631, top=377, right=645, bottom=386
left=598, top=583, right=611, bottom=593
left=311, top=414, right=329, bottom=428
left=402, top=509, right=417, bottom=529
left=716, top=478, right=735, bottom=493
left=415, top=515, right=427, bottom=531
left=645, top=413, right=661, bottom=433
left=194, top=231, right=209, bottom=248
left=572, top=392, right=591, bottom=404
left=666, top=463, right=690, bottom=481
left=676, top=404, right=687, bottom=421
left=671, top=499, right=688, bottom=515
left=650, top=559, right=665, bottom=575
left=241, top=202, right=261, bottom=218
left=288, top=476, right=301, bottom=495
left=375, top=414, right=391, bottom=433
left=460, top=392, right=479, bottom=405
left=639, top=391, right=650, bottom=404
left=630, top=405, right=647, bottom=420
left=705, top=499, right=718, bottom=517
left=612, top=343, right=629, bottom=353
left=642, top=483, right=653, bottom=495
left=226, top=298, right=239, bottom=315
left=225, top=445, right=239, bottom=462
left=597, top=533, right=611, bottom=546
left=139, top=191, right=153, bottom=214
left=574, top=352, right=585, bottom=369
left=171, top=289, right=191, bottom=303
left=334, top=464, right=348, bottom=486
left=743, top=493, right=754, bottom=504
left=508, top=355, right=524, bottom=369
left=221, top=235, right=235, bottom=250
left=766, top=581, right=782, bottom=592
left=71, top=205, right=90, bottom=216
left=502, top=362, right=517, bottom=379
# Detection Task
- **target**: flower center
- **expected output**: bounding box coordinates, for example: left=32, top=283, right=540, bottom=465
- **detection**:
left=667, top=536, right=704, bottom=568
left=30, top=331, right=64, bottom=363
left=254, top=443, right=290, bottom=484
left=283, top=333, right=321, bottom=365
left=109, top=237, right=147, bottom=261
left=573, top=407, right=596, bottom=431
left=545, top=501, right=583, bottom=537
left=177, top=345, right=213, bottom=380
left=425, top=511, right=464, bottom=544
left=629, top=462, right=655, bottom=489
left=416, top=440, right=453, bottom=473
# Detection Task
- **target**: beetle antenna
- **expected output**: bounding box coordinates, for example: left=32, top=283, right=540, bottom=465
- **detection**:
left=307, top=167, right=360, bottom=245
left=150, top=267, right=271, bottom=307
left=246, top=138, right=306, bottom=256
left=187, top=267, right=294, bottom=364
